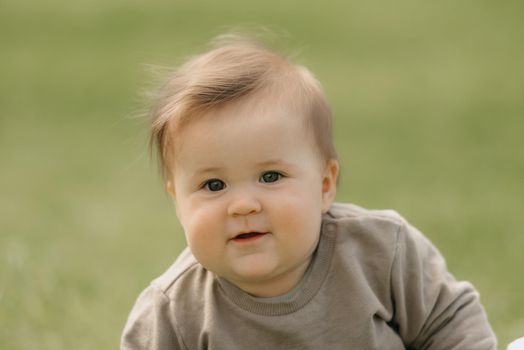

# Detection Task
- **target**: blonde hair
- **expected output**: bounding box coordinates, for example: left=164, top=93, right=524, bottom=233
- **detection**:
left=149, top=34, right=336, bottom=180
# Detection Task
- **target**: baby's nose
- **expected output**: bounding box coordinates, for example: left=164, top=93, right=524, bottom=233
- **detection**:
left=227, top=194, right=262, bottom=216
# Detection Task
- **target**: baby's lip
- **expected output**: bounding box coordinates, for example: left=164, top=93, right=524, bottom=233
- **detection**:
left=229, top=231, right=269, bottom=241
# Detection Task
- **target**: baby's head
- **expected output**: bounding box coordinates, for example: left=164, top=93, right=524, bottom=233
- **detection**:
left=149, top=34, right=339, bottom=297
left=151, top=34, right=337, bottom=180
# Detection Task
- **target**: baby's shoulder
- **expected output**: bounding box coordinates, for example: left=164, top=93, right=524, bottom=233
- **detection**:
left=324, top=202, right=435, bottom=259
left=323, top=202, right=417, bottom=255
left=326, top=202, right=406, bottom=228
left=149, top=248, right=209, bottom=300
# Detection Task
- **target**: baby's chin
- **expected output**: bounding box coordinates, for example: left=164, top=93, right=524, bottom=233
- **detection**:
left=217, top=255, right=310, bottom=298
left=224, top=252, right=282, bottom=281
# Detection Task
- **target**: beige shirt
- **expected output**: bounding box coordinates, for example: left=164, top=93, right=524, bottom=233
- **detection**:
left=121, top=203, right=497, bottom=349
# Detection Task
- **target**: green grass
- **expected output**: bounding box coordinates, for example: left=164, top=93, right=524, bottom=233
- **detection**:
left=1, top=0, right=523, bottom=348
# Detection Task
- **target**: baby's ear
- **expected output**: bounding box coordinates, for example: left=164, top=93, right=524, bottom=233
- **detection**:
left=165, top=180, right=181, bottom=218
left=166, top=180, right=176, bottom=199
left=321, top=159, right=339, bottom=213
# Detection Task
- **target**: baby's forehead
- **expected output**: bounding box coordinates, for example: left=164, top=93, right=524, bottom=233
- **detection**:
left=171, top=99, right=325, bottom=177
left=176, top=92, right=313, bottom=139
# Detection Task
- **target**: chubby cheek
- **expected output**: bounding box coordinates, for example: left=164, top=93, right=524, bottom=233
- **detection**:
left=178, top=201, right=226, bottom=264
left=272, top=190, right=323, bottom=241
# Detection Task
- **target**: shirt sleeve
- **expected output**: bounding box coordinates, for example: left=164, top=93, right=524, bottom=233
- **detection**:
left=390, top=220, right=497, bottom=349
left=121, top=285, right=185, bottom=350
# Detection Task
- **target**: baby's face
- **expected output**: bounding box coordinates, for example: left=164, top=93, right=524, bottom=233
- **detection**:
left=168, top=98, right=337, bottom=297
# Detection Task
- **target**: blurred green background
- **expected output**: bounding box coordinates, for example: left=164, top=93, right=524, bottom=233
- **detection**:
left=1, top=0, right=522, bottom=348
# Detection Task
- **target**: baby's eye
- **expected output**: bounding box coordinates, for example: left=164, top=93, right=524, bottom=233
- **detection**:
left=260, top=171, right=282, bottom=184
left=204, top=179, right=226, bottom=192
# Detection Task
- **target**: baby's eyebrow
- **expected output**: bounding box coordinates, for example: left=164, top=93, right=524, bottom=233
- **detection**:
left=193, top=166, right=224, bottom=175
left=257, top=159, right=296, bottom=169
left=257, top=159, right=296, bottom=170
left=192, top=160, right=296, bottom=177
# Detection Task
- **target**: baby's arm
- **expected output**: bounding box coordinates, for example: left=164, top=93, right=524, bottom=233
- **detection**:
left=390, top=220, right=497, bottom=349
left=121, top=285, right=184, bottom=350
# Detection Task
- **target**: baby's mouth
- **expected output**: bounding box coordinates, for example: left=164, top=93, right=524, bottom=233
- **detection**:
left=231, top=232, right=268, bottom=242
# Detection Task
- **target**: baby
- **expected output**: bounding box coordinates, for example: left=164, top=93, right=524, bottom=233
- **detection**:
left=121, top=35, right=497, bottom=349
